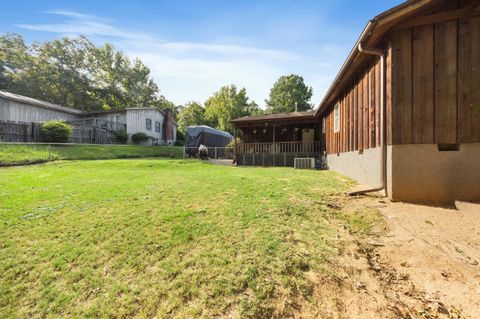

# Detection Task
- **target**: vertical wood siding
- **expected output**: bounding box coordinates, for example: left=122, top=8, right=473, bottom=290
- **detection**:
left=412, top=25, right=435, bottom=143
left=126, top=109, right=165, bottom=141
left=322, top=57, right=383, bottom=155
left=392, top=28, right=413, bottom=145
left=389, top=0, right=480, bottom=144
left=321, top=0, right=479, bottom=154
left=0, top=97, right=80, bottom=123
left=458, top=0, right=480, bottom=142
left=434, top=2, right=458, bottom=143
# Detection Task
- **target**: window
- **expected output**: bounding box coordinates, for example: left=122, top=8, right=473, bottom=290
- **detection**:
left=155, top=121, right=161, bottom=132
left=333, top=103, right=340, bottom=133
left=109, top=115, right=120, bottom=130
left=322, top=118, right=325, bottom=134
left=146, top=118, right=152, bottom=130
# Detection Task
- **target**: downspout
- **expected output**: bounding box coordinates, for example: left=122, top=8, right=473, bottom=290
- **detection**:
left=349, top=43, right=387, bottom=197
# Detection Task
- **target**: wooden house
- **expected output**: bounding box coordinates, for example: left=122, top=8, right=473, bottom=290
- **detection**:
left=231, top=111, right=321, bottom=166
left=233, top=0, right=480, bottom=203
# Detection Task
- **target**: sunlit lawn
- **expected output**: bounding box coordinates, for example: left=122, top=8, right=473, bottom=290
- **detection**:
left=0, top=159, right=351, bottom=318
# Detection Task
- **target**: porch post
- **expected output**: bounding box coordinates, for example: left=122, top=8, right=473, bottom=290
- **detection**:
left=233, top=125, right=237, bottom=159
left=272, top=125, right=276, bottom=153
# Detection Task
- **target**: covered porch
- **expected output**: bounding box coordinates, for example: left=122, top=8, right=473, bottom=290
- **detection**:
left=231, top=111, right=322, bottom=166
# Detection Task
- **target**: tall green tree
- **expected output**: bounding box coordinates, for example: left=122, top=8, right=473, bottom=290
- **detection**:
left=0, top=33, right=34, bottom=91
left=246, top=100, right=263, bottom=116
left=90, top=43, right=163, bottom=110
left=34, top=36, right=94, bottom=109
left=0, top=33, right=167, bottom=112
left=204, top=85, right=257, bottom=133
left=265, top=74, right=313, bottom=114
left=177, top=101, right=206, bottom=133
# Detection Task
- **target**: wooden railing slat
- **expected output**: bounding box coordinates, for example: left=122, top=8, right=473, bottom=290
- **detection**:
left=237, top=141, right=321, bottom=154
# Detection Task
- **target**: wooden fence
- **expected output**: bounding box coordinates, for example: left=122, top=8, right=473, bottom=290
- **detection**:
left=0, top=121, right=117, bottom=144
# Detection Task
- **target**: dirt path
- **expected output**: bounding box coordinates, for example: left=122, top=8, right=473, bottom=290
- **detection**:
left=331, top=196, right=480, bottom=318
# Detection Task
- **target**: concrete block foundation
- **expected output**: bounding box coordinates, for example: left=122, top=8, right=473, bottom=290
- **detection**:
left=326, top=144, right=480, bottom=204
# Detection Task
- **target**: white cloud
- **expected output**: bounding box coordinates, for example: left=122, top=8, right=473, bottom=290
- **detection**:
left=16, top=10, right=348, bottom=108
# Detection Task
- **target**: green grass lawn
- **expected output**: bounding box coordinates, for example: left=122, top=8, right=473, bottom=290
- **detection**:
left=0, top=144, right=184, bottom=165
left=0, top=159, right=353, bottom=318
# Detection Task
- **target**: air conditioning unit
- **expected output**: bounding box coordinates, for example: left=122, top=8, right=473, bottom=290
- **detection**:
left=294, top=158, right=315, bottom=169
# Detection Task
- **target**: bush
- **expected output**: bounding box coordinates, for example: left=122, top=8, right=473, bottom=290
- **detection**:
left=40, top=121, right=72, bottom=143
left=227, top=137, right=241, bottom=148
left=114, top=130, right=128, bottom=144
left=176, top=130, right=185, bottom=141
left=131, top=132, right=150, bottom=144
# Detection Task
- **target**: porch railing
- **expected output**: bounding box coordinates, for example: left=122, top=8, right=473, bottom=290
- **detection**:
left=236, top=141, right=321, bottom=154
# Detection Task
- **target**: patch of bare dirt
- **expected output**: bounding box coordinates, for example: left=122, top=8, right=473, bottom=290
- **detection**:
left=376, top=200, right=480, bottom=318
left=296, top=195, right=480, bottom=318
left=208, top=159, right=234, bottom=165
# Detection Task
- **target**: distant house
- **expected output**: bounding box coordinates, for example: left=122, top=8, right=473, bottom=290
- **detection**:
left=0, top=90, right=177, bottom=145
left=0, top=90, right=83, bottom=123
left=232, top=0, right=480, bottom=203
left=81, top=107, right=177, bottom=145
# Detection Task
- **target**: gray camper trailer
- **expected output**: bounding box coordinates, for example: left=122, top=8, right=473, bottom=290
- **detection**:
left=185, top=126, right=233, bottom=157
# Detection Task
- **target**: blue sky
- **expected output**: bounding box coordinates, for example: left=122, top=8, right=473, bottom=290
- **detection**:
left=0, top=0, right=402, bottom=108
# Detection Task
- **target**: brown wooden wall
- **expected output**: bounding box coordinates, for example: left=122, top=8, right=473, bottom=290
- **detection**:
left=389, top=0, right=480, bottom=145
left=322, top=56, right=383, bottom=155
left=322, top=0, right=480, bottom=155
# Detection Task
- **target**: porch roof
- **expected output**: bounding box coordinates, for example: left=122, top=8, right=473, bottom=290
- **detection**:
left=231, top=111, right=316, bottom=126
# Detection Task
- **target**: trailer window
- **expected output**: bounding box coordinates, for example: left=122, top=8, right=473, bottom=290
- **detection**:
left=146, top=118, right=152, bottom=130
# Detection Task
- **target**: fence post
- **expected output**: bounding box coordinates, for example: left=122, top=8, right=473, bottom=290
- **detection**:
left=183, top=146, right=186, bottom=159
left=215, top=147, right=217, bottom=159
left=30, top=122, right=35, bottom=141
left=48, top=144, right=51, bottom=160
left=23, top=123, right=28, bottom=142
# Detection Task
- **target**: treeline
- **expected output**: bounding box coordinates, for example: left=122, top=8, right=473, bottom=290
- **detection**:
left=0, top=33, right=173, bottom=112
left=0, top=33, right=314, bottom=135
left=177, top=74, right=314, bottom=133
